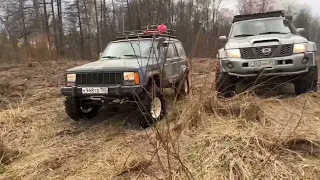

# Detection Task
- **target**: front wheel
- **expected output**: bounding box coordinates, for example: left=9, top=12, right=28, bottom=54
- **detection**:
left=215, top=60, right=237, bottom=97
left=64, top=97, right=100, bottom=121
left=137, top=81, right=166, bottom=129
left=294, top=67, right=318, bottom=95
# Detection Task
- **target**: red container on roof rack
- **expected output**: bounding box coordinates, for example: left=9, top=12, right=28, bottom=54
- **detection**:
left=158, top=24, right=167, bottom=33
left=144, top=24, right=168, bottom=35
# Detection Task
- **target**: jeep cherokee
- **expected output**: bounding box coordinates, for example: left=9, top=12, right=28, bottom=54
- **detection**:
left=61, top=25, right=190, bottom=128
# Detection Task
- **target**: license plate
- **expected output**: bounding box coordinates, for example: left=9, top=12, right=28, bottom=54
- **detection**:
left=249, top=60, right=275, bottom=68
left=82, top=87, right=108, bottom=94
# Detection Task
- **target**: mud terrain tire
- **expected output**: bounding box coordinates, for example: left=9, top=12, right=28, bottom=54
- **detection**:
left=64, top=97, right=100, bottom=121
left=137, top=80, right=166, bottom=129
left=294, top=66, right=318, bottom=95
left=215, top=60, right=237, bottom=97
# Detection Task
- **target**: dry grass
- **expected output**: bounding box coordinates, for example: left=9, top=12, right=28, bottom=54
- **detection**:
left=0, top=58, right=320, bottom=179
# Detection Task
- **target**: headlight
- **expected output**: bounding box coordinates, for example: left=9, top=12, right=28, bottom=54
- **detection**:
left=293, top=43, right=307, bottom=53
left=219, top=49, right=241, bottom=58
left=123, top=72, right=140, bottom=85
left=226, top=49, right=241, bottom=58
left=67, top=74, right=76, bottom=82
left=123, top=72, right=135, bottom=81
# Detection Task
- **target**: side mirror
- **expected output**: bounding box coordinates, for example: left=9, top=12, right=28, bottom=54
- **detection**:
left=296, top=28, right=305, bottom=33
left=219, top=36, right=228, bottom=42
left=285, top=15, right=293, bottom=21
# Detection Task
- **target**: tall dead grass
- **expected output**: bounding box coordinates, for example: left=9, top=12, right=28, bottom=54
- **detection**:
left=159, top=75, right=320, bottom=179
left=0, top=59, right=320, bottom=179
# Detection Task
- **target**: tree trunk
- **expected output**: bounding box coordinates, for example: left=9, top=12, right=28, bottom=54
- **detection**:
left=76, top=0, right=84, bottom=59
left=43, top=0, right=51, bottom=50
left=51, top=0, right=59, bottom=55
left=83, top=0, right=94, bottom=60
left=136, top=0, right=141, bottom=29
left=57, top=0, right=64, bottom=54
left=94, top=0, right=101, bottom=53
left=33, top=0, right=42, bottom=32
left=20, top=0, right=27, bottom=44
left=126, top=0, right=132, bottom=30
left=111, top=0, right=116, bottom=30
left=100, top=0, right=105, bottom=46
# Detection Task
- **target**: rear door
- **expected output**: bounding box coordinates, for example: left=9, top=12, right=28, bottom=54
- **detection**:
left=174, top=41, right=188, bottom=79
left=164, top=42, right=180, bottom=84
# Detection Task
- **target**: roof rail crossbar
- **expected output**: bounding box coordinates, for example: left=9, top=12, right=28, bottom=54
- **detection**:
left=115, top=25, right=176, bottom=40
left=233, top=10, right=286, bottom=23
left=115, top=34, right=177, bottom=40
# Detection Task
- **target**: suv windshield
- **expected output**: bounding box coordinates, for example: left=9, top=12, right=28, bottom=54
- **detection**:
left=230, top=18, right=293, bottom=38
left=101, top=40, right=158, bottom=59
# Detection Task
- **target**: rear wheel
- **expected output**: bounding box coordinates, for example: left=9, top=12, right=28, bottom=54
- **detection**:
left=137, top=80, right=166, bottom=129
left=215, top=60, right=237, bottom=97
left=294, top=66, right=318, bottom=95
left=64, top=97, right=100, bottom=121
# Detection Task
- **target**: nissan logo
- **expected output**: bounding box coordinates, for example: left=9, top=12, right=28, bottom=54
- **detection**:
left=261, top=48, right=272, bottom=55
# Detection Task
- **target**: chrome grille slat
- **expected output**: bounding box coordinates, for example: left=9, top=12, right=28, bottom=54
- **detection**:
left=76, top=73, right=123, bottom=85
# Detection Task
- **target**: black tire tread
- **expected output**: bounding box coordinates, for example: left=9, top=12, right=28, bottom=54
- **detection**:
left=294, top=66, right=318, bottom=95
left=215, top=60, right=237, bottom=97
left=137, top=81, right=166, bottom=129
left=64, top=97, right=100, bottom=121
left=64, top=96, right=82, bottom=121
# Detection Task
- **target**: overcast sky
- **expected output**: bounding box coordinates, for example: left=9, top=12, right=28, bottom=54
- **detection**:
left=221, top=0, right=320, bottom=16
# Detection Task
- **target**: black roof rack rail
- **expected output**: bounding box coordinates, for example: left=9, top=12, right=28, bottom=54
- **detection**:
left=115, top=25, right=177, bottom=40
left=233, top=10, right=286, bottom=23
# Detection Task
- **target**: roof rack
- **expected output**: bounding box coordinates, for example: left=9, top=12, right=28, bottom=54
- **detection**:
left=116, top=24, right=176, bottom=40
left=233, top=10, right=287, bottom=23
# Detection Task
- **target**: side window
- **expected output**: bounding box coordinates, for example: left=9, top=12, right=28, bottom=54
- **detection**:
left=165, top=43, right=178, bottom=58
left=175, top=42, right=187, bottom=58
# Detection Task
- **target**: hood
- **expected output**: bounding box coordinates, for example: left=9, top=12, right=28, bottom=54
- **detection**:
left=67, top=57, right=157, bottom=73
left=225, top=33, right=308, bottom=49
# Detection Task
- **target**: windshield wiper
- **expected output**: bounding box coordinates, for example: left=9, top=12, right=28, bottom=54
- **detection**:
left=102, top=56, right=119, bottom=59
left=234, top=34, right=254, bottom=37
left=259, top=31, right=288, bottom=35
left=123, top=54, right=147, bottom=58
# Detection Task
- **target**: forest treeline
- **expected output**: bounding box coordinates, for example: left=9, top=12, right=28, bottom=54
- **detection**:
left=0, top=0, right=319, bottom=62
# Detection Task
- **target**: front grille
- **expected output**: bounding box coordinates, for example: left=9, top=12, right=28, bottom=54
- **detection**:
left=76, top=72, right=123, bottom=85
left=240, top=44, right=293, bottom=59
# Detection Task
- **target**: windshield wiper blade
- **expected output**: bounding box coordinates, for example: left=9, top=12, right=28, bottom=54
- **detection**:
left=123, top=54, right=147, bottom=58
left=102, top=56, right=119, bottom=59
left=259, top=31, right=288, bottom=35
left=234, top=34, right=254, bottom=37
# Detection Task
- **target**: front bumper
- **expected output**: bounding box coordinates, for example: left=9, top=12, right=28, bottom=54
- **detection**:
left=61, top=85, right=143, bottom=97
left=221, top=52, right=316, bottom=77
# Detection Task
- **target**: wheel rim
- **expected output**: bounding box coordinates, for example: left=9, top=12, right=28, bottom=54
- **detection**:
left=150, top=97, right=162, bottom=119
left=184, top=78, right=189, bottom=93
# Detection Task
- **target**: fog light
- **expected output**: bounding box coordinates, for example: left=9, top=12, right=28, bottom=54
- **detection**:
left=302, top=58, right=308, bottom=64
left=227, top=62, right=234, bottom=69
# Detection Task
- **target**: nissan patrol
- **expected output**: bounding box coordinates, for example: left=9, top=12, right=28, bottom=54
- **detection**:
left=216, top=10, right=318, bottom=97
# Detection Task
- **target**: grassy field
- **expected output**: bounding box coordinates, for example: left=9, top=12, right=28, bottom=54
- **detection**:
left=1, top=59, right=320, bottom=180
